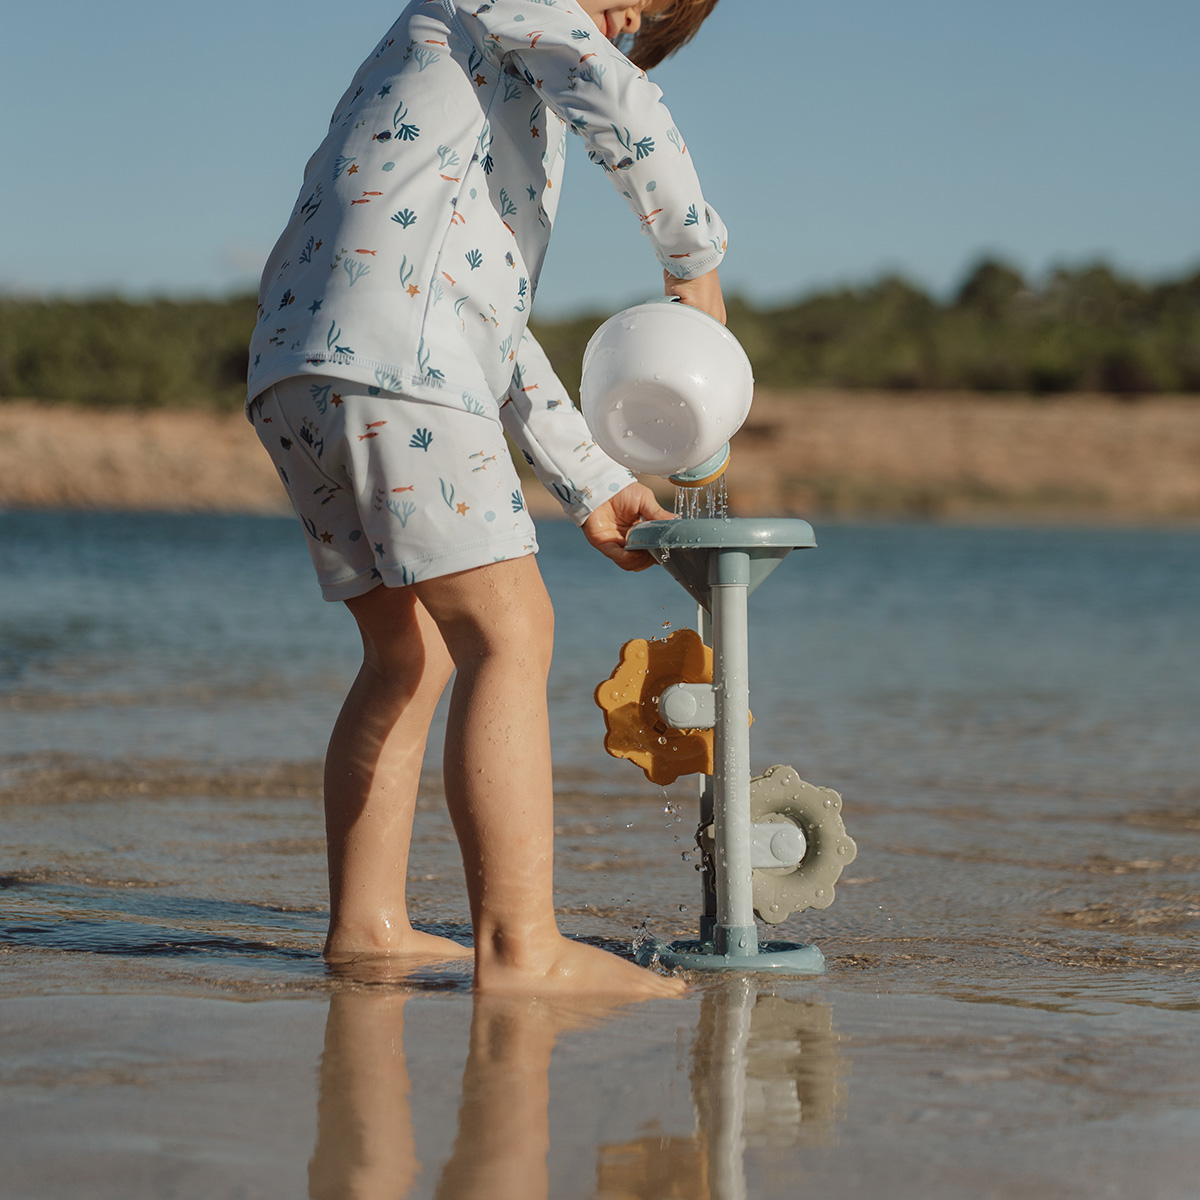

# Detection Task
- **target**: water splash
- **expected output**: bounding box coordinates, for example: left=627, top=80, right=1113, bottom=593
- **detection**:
left=673, top=476, right=730, bottom=519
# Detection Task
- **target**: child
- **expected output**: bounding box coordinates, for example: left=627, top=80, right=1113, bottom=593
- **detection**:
left=247, top=0, right=726, bottom=997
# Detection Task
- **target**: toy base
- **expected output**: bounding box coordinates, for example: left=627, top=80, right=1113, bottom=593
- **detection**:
left=635, top=935, right=826, bottom=976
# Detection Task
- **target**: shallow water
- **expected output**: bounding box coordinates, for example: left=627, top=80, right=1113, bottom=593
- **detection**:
left=2, top=512, right=1199, bottom=1198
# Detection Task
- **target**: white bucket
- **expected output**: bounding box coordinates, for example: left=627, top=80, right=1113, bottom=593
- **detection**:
left=580, top=299, right=754, bottom=483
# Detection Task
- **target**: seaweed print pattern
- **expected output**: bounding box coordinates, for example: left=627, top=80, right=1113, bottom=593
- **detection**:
left=393, top=104, right=420, bottom=140
left=412, top=45, right=440, bottom=71
left=310, top=382, right=332, bottom=414
left=344, top=257, right=371, bottom=286
left=387, top=495, right=418, bottom=526
left=479, top=123, right=495, bottom=174
left=417, top=338, right=444, bottom=381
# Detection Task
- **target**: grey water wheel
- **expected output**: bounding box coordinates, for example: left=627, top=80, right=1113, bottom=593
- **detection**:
left=750, top=765, right=857, bottom=924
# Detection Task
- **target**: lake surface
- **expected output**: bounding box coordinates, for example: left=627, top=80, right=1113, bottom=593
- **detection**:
left=2, top=511, right=1198, bottom=1199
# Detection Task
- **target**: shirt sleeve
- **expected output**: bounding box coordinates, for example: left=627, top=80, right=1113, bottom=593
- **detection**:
left=469, top=0, right=727, bottom=279
left=500, top=329, right=637, bottom=524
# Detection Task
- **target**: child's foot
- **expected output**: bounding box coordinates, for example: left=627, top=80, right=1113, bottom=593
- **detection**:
left=325, top=926, right=473, bottom=965
left=474, top=934, right=687, bottom=999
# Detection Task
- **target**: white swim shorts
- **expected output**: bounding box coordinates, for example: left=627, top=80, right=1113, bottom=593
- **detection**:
left=252, top=377, right=538, bottom=600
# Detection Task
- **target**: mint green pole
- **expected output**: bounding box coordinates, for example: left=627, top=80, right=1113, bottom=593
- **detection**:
left=711, top=548, right=758, bottom=958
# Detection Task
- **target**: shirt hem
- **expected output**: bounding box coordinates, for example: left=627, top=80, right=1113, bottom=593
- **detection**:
left=246, top=354, right=501, bottom=422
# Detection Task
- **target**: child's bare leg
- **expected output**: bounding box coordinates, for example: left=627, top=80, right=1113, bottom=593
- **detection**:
left=411, top=556, right=685, bottom=998
left=323, top=583, right=470, bottom=962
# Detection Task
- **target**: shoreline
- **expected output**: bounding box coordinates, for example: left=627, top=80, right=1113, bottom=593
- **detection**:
left=3, top=391, right=1198, bottom=524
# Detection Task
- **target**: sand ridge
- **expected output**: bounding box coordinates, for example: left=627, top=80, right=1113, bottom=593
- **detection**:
left=2, top=391, right=1198, bottom=522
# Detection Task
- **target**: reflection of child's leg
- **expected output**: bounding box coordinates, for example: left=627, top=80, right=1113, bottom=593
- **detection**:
left=410, top=556, right=686, bottom=998
left=432, top=996, right=628, bottom=1200
left=308, top=989, right=419, bottom=1200
left=432, top=997, right=556, bottom=1200
left=324, top=583, right=469, bottom=962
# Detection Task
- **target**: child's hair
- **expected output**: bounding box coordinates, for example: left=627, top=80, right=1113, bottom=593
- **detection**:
left=626, top=0, right=719, bottom=70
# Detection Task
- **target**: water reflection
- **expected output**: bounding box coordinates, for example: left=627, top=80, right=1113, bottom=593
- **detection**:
left=309, top=978, right=845, bottom=1200
left=598, top=983, right=845, bottom=1200
left=309, top=988, right=420, bottom=1200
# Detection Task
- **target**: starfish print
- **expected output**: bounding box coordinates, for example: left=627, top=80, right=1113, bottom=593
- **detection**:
left=406, top=283, right=421, bottom=297
left=378, top=85, right=392, bottom=98
left=530, top=126, right=539, bottom=139
left=320, top=531, right=334, bottom=544
left=308, top=299, right=323, bottom=314
left=527, top=185, right=536, bottom=200
left=455, top=501, right=470, bottom=516
left=347, top=164, right=359, bottom=175
left=474, top=73, right=487, bottom=87
left=331, top=393, right=343, bottom=406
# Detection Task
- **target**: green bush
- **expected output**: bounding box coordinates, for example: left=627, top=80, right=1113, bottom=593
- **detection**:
left=3, top=259, right=1198, bottom=410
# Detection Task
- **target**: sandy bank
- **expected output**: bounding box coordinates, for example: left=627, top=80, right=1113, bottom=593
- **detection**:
left=2, top=391, right=1198, bottom=522
left=727, top=390, right=1200, bottom=522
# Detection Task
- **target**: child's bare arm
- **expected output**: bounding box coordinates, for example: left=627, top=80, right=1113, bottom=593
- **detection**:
left=664, top=266, right=726, bottom=325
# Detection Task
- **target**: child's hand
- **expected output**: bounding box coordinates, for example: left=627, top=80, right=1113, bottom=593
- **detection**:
left=582, top=482, right=673, bottom=571
left=664, top=267, right=726, bottom=326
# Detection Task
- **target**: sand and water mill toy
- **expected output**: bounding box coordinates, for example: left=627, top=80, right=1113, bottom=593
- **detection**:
left=581, top=300, right=857, bottom=975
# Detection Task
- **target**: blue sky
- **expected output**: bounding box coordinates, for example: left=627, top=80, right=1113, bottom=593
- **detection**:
left=1, top=0, right=1196, bottom=313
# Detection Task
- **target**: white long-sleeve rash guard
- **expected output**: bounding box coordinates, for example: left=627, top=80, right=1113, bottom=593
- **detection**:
left=248, top=0, right=727, bottom=521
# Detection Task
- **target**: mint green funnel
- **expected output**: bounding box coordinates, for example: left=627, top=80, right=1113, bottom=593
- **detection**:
left=626, top=518, right=816, bottom=613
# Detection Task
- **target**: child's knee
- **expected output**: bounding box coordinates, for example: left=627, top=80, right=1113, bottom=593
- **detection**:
left=415, top=558, right=554, bottom=671
left=347, top=585, right=454, bottom=685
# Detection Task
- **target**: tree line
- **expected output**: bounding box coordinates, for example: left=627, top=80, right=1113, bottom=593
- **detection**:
left=1, top=259, right=1197, bottom=410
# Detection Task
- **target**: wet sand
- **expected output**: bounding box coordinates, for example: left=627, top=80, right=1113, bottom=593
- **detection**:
left=3, top=391, right=1199, bottom=521
left=2, top=764, right=1198, bottom=1199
